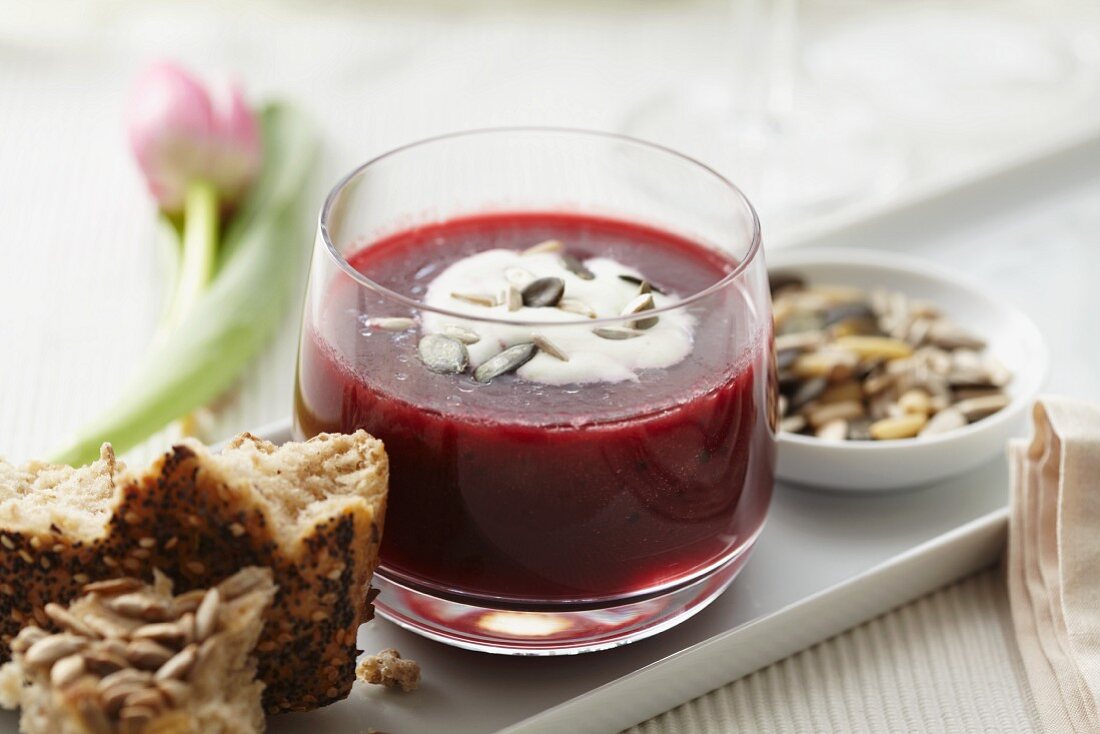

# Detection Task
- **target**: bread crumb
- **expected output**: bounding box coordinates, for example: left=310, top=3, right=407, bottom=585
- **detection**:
left=357, top=648, right=420, bottom=692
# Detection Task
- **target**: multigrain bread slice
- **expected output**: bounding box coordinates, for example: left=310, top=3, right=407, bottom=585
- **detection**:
left=0, top=431, right=388, bottom=713
left=0, top=567, right=277, bottom=734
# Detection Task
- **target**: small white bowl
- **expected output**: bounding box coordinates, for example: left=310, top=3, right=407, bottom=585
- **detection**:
left=768, top=247, right=1048, bottom=492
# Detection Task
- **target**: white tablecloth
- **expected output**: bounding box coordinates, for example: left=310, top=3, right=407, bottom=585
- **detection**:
left=2, top=2, right=1097, bottom=731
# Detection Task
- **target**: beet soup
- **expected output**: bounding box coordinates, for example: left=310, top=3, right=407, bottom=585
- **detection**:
left=295, top=212, right=775, bottom=606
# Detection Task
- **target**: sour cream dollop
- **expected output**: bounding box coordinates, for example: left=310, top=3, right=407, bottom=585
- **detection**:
left=420, top=248, right=696, bottom=385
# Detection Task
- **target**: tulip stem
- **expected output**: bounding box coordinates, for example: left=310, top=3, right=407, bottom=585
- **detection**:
left=162, top=180, right=219, bottom=332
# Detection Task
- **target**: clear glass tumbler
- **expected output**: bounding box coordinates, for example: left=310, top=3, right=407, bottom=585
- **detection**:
left=294, top=129, right=776, bottom=654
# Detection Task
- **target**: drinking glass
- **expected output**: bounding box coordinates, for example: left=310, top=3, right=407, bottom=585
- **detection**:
left=294, top=129, right=776, bottom=654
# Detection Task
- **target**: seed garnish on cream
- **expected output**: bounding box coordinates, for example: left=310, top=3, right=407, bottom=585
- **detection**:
left=418, top=245, right=697, bottom=385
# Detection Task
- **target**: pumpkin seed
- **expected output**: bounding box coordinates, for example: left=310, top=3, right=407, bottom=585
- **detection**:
left=417, top=334, right=469, bottom=375
left=621, top=293, right=658, bottom=330
left=521, top=277, right=565, bottom=308
left=473, top=343, right=537, bottom=383
left=768, top=272, right=805, bottom=295
left=532, top=334, right=569, bottom=362
left=560, top=254, right=595, bottom=280
left=618, top=274, right=664, bottom=294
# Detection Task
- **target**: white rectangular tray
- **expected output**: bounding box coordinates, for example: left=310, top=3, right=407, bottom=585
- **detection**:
left=263, top=125, right=1100, bottom=734
left=3, top=125, right=1093, bottom=734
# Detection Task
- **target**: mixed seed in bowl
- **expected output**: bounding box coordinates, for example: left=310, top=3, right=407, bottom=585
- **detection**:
left=772, top=273, right=1012, bottom=441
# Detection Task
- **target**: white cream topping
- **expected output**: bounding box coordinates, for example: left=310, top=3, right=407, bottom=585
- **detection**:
left=420, top=249, right=696, bottom=385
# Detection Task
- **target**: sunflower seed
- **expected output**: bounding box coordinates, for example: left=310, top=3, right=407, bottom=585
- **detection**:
left=101, top=681, right=146, bottom=716
left=155, top=644, right=198, bottom=681
left=48, top=654, right=86, bottom=688
left=502, top=285, right=523, bottom=312
left=194, top=589, right=220, bottom=642
left=125, top=687, right=166, bottom=712
left=473, top=343, right=537, bottom=383
left=919, top=407, right=967, bottom=436
left=440, top=324, right=481, bottom=345
left=504, top=266, right=536, bottom=288
left=45, top=603, right=97, bottom=638
left=367, top=317, right=415, bottom=332
left=521, top=239, right=564, bottom=255
left=560, top=254, right=594, bottom=280
left=82, top=614, right=132, bottom=639
left=618, top=274, right=664, bottom=294
left=815, top=419, right=849, bottom=441
left=118, top=704, right=157, bottom=727
left=172, top=590, right=206, bottom=615
left=955, top=394, right=1011, bottom=422
left=156, top=678, right=190, bottom=707
left=557, top=298, right=597, bottom=319
left=418, top=334, right=469, bottom=375
left=73, top=696, right=112, bottom=734
left=621, top=293, right=658, bottom=330
left=532, top=334, right=569, bottom=362
left=25, top=634, right=87, bottom=668
left=593, top=327, right=644, bottom=340
left=11, top=625, right=47, bottom=653
left=450, top=292, right=496, bottom=307
left=126, top=639, right=174, bottom=670
left=132, top=622, right=187, bottom=647
left=216, top=567, right=269, bottom=600
left=98, top=668, right=153, bottom=691
left=780, top=415, right=807, bottom=433
left=107, top=594, right=169, bottom=622
left=83, top=578, right=143, bottom=596
left=521, top=277, right=565, bottom=308
left=81, top=648, right=129, bottom=676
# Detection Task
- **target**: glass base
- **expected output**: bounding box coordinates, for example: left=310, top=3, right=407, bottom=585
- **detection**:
left=371, top=543, right=756, bottom=655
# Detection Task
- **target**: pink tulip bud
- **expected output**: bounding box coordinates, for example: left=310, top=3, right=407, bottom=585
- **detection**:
left=126, top=61, right=262, bottom=213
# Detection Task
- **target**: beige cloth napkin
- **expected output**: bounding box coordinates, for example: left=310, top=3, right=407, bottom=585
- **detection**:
left=1007, top=397, right=1100, bottom=733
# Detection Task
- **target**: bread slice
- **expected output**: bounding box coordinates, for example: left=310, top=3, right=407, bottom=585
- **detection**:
left=2, top=566, right=276, bottom=734
left=0, top=431, right=387, bottom=713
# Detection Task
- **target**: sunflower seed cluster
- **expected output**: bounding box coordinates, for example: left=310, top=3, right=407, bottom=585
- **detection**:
left=772, top=274, right=1012, bottom=441
left=9, top=568, right=271, bottom=733
left=409, top=240, right=663, bottom=382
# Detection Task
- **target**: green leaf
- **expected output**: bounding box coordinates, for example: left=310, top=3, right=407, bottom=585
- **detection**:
left=50, top=103, right=318, bottom=466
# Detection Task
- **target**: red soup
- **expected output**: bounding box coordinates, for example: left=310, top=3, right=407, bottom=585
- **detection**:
left=295, top=212, right=774, bottom=603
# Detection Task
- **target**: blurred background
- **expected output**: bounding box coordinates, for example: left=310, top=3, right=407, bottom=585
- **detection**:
left=1, top=0, right=1098, bottom=462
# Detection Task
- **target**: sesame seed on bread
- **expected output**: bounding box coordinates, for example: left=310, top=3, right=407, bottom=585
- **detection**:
left=0, top=431, right=388, bottom=713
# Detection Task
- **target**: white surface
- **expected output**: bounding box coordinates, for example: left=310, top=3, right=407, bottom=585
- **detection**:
left=0, top=2, right=1098, bottom=733
left=768, top=247, right=1048, bottom=491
